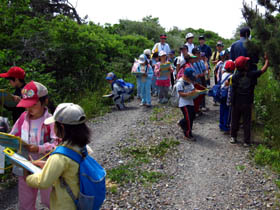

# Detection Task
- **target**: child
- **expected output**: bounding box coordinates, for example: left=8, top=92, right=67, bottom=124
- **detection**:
left=26, top=103, right=90, bottom=210
left=105, top=72, right=132, bottom=110
left=10, top=81, right=57, bottom=210
left=177, top=68, right=198, bottom=141
left=219, top=61, right=235, bottom=133
left=151, top=52, right=159, bottom=96
left=137, top=54, right=153, bottom=107
left=154, top=51, right=173, bottom=104
left=0, top=66, right=26, bottom=123
left=230, top=55, right=269, bottom=146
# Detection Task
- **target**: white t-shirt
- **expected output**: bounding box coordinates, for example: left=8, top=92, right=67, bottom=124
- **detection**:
left=185, top=42, right=195, bottom=54
left=177, top=79, right=194, bottom=107
left=221, top=72, right=232, bottom=88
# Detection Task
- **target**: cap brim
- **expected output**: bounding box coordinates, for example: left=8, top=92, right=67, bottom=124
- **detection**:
left=16, top=99, right=37, bottom=108
left=0, top=73, right=9, bottom=78
left=106, top=77, right=113, bottom=80
left=44, top=116, right=55, bottom=125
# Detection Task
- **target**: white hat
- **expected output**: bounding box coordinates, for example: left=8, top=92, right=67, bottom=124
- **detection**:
left=44, top=103, right=86, bottom=125
left=138, top=54, right=146, bottom=64
left=159, top=50, right=167, bottom=57
left=143, top=49, right=151, bottom=56
left=185, top=33, right=194, bottom=39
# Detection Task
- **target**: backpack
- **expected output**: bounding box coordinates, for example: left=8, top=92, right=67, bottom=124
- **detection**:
left=115, top=79, right=134, bottom=94
left=170, top=78, right=184, bottom=107
left=208, top=74, right=231, bottom=103
left=52, top=146, right=106, bottom=210
left=0, top=117, right=10, bottom=132
left=236, top=73, right=252, bottom=95
left=131, top=59, right=140, bottom=75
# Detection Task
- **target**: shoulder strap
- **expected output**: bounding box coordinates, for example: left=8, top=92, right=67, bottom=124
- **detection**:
left=16, top=112, right=27, bottom=137
left=220, top=74, right=231, bottom=85
left=52, top=146, right=83, bottom=164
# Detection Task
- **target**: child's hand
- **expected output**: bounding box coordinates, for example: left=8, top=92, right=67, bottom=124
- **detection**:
left=32, top=160, right=46, bottom=169
left=264, top=53, right=269, bottom=61
left=25, top=144, right=39, bottom=153
left=13, top=95, right=21, bottom=102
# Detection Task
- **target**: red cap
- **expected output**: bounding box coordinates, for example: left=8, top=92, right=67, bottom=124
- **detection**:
left=17, top=81, right=48, bottom=108
left=235, top=56, right=250, bottom=69
left=160, top=34, right=167, bottom=39
left=225, top=61, right=236, bottom=71
left=0, top=66, right=25, bottom=79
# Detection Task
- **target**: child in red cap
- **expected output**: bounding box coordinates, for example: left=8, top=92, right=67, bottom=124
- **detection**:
left=0, top=66, right=26, bottom=123
left=9, top=81, right=58, bottom=210
left=230, top=55, right=269, bottom=146
left=219, top=61, right=235, bottom=133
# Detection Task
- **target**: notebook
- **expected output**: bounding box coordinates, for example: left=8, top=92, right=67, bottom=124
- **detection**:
left=0, top=132, right=29, bottom=151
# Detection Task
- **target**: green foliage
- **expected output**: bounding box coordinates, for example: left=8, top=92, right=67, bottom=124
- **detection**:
left=254, top=145, right=280, bottom=174
left=254, top=69, right=280, bottom=148
left=242, top=0, right=280, bottom=80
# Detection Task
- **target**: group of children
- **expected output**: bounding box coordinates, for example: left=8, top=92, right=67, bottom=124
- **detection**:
left=0, top=67, right=94, bottom=209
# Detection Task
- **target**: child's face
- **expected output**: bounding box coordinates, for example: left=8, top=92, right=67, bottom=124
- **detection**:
left=9, top=78, right=21, bottom=88
left=107, top=80, right=113, bottom=84
left=26, top=100, right=45, bottom=119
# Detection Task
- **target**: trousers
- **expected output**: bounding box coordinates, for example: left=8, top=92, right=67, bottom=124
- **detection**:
left=140, top=79, right=152, bottom=105
left=231, top=103, right=252, bottom=143
left=179, top=105, right=195, bottom=137
left=18, top=176, right=51, bottom=210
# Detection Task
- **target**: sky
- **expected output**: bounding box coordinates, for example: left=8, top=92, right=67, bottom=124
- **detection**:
left=69, top=0, right=259, bottom=39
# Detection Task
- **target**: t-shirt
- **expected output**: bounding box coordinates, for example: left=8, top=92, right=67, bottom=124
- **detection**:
left=152, top=43, right=171, bottom=54
left=177, top=79, right=194, bottom=107
left=232, top=69, right=262, bottom=105
left=185, top=42, right=195, bottom=54
left=221, top=72, right=232, bottom=88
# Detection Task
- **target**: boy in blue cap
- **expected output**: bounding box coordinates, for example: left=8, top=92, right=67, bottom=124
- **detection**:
left=106, top=72, right=132, bottom=110
left=177, top=67, right=199, bottom=141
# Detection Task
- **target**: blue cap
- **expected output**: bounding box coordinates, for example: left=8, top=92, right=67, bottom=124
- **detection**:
left=184, top=67, right=196, bottom=81
left=105, top=72, right=116, bottom=80
left=220, top=50, right=226, bottom=57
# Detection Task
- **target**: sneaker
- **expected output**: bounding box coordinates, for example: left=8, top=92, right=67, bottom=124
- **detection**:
left=146, top=104, right=152, bottom=108
left=201, top=107, right=210, bottom=112
left=184, top=136, right=196, bottom=141
left=140, top=103, right=145, bottom=106
left=243, top=143, right=251, bottom=147
left=230, top=137, right=237, bottom=144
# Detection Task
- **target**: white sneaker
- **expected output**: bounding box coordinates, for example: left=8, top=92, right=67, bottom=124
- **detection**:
left=230, top=137, right=237, bottom=144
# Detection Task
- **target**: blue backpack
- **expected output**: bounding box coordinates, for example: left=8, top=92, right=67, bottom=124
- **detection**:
left=115, top=79, right=134, bottom=94
left=52, top=146, right=106, bottom=210
left=208, top=74, right=231, bottom=103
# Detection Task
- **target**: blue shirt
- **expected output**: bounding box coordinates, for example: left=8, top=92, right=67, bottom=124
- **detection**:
left=230, top=37, right=247, bottom=61
left=193, top=60, right=206, bottom=83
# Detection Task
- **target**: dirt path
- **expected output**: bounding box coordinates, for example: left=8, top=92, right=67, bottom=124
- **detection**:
left=1, top=96, right=279, bottom=210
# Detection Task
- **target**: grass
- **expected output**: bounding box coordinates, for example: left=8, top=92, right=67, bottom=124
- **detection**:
left=109, top=138, right=180, bottom=185
left=236, top=165, right=245, bottom=171
left=107, top=162, right=164, bottom=185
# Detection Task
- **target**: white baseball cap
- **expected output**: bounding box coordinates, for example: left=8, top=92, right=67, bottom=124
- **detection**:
left=159, top=50, right=167, bottom=57
left=143, top=49, right=151, bottom=56
left=138, top=54, right=146, bottom=64
left=185, top=33, right=194, bottom=39
left=44, top=103, right=86, bottom=125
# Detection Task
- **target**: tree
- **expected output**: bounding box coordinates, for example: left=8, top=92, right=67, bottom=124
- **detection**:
left=242, top=0, right=280, bottom=80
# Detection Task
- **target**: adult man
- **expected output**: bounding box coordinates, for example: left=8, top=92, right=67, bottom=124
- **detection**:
left=197, top=35, right=212, bottom=62
left=152, top=34, right=171, bottom=55
left=230, top=27, right=250, bottom=61
left=211, top=41, right=224, bottom=66
left=185, top=33, right=195, bottom=54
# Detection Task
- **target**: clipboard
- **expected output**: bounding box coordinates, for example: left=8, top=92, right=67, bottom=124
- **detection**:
left=0, top=89, right=18, bottom=107
left=0, top=132, right=29, bottom=151
left=186, top=89, right=208, bottom=99
left=3, top=148, right=42, bottom=174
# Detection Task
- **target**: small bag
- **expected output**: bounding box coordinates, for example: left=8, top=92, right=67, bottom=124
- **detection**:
left=170, top=78, right=184, bottom=107
left=208, top=74, right=231, bottom=103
